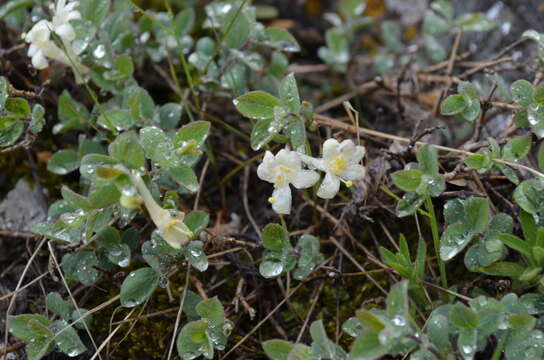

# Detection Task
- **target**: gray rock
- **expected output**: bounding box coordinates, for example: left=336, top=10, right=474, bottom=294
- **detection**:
left=0, top=179, right=47, bottom=233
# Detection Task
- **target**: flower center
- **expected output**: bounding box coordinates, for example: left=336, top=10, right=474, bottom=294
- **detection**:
left=273, top=165, right=293, bottom=187
left=329, top=156, right=347, bottom=174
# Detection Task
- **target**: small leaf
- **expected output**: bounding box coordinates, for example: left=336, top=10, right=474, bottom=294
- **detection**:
left=511, top=80, right=535, bottom=107
left=263, top=28, right=300, bottom=52
left=466, top=197, right=489, bottom=233
left=5, top=97, right=31, bottom=117
left=262, top=223, right=289, bottom=251
left=440, top=223, right=473, bottom=261
left=29, top=104, right=45, bottom=134
left=185, top=241, right=208, bottom=272
left=502, top=136, right=532, bottom=162
left=391, top=170, right=422, bottom=192
left=450, top=303, right=479, bottom=329
left=47, top=149, right=80, bottom=175
left=120, top=267, right=160, bottom=307
left=263, top=339, right=294, bottom=360
left=184, top=211, right=209, bottom=236
left=417, top=144, right=439, bottom=175
left=0, top=116, right=24, bottom=147
left=223, top=6, right=250, bottom=49
left=234, top=91, right=281, bottom=120
left=454, top=13, right=494, bottom=32
left=109, top=132, right=145, bottom=169
left=168, top=165, right=199, bottom=193
left=279, top=73, right=300, bottom=114
left=196, top=297, right=224, bottom=325
left=440, top=94, right=467, bottom=115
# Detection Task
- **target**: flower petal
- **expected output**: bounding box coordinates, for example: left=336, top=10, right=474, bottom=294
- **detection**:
left=292, top=170, right=319, bottom=189
left=298, top=153, right=327, bottom=172
left=271, top=186, right=292, bottom=214
left=322, top=138, right=340, bottom=160
left=32, top=51, right=49, bottom=69
left=341, top=164, right=365, bottom=181
left=257, top=151, right=275, bottom=183
left=55, top=23, right=75, bottom=42
left=317, top=172, right=340, bottom=199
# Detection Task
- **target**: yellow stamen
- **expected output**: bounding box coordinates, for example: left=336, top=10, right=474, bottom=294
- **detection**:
left=268, top=197, right=276, bottom=204
left=329, top=156, right=347, bottom=175
left=345, top=180, right=353, bottom=187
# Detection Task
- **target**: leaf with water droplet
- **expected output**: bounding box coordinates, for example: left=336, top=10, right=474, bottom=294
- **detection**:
left=120, top=267, right=160, bottom=307
left=53, top=320, right=86, bottom=357
left=440, top=223, right=474, bottom=261
left=185, top=241, right=208, bottom=272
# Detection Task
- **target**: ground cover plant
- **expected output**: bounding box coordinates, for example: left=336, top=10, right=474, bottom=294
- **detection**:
left=2, top=0, right=544, bottom=359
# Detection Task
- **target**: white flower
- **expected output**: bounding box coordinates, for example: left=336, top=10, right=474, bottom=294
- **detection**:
left=257, top=149, right=319, bottom=214
left=130, top=172, right=193, bottom=249
left=52, top=0, right=81, bottom=43
left=25, top=0, right=87, bottom=81
left=26, top=20, right=69, bottom=69
left=300, top=139, right=365, bottom=199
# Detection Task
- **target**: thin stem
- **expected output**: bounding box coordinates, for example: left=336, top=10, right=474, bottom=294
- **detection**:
left=491, top=333, right=507, bottom=360
left=424, top=196, right=447, bottom=288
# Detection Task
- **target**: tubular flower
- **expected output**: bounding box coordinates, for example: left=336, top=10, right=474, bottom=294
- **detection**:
left=51, top=0, right=82, bottom=43
left=300, top=139, right=366, bottom=199
left=130, top=172, right=193, bottom=249
left=24, top=0, right=87, bottom=80
left=257, top=149, right=319, bottom=214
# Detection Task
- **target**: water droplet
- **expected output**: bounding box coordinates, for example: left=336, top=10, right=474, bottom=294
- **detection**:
left=93, top=44, right=106, bottom=59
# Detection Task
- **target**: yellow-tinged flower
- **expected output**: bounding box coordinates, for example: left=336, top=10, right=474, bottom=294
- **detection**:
left=257, top=149, right=319, bottom=214
left=299, top=139, right=366, bottom=199
left=129, top=172, right=193, bottom=249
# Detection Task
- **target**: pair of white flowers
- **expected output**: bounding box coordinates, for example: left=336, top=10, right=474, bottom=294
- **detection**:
left=24, top=0, right=86, bottom=78
left=257, top=139, right=366, bottom=214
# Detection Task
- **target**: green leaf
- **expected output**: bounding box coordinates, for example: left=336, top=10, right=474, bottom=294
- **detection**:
left=534, top=84, right=544, bottom=105
left=340, top=0, right=365, bottom=18
left=396, top=192, right=425, bottom=217
left=514, top=179, right=544, bottom=214
left=223, top=6, right=250, bottom=49
left=5, top=97, right=30, bottom=117
left=440, top=223, right=473, bottom=261
left=391, top=170, right=422, bottom=192
left=250, top=118, right=275, bottom=150
left=479, top=261, right=525, bottom=277
left=450, top=303, right=479, bottom=329
left=185, top=241, right=208, bottom=272
left=53, top=320, right=86, bottom=357
left=47, top=149, right=80, bottom=175
left=279, top=73, right=300, bottom=114
left=80, top=0, right=110, bottom=25
left=97, top=110, right=134, bottom=133
left=259, top=259, right=284, bottom=278
left=173, top=121, right=210, bottom=165
left=120, top=267, right=160, bottom=307
left=428, top=314, right=450, bottom=352
left=176, top=320, right=209, bottom=359
left=350, top=332, right=387, bottom=359
left=174, top=7, right=195, bottom=36
left=127, top=87, right=155, bottom=122
left=184, top=211, right=209, bottom=236
left=464, top=152, right=491, bottom=170
left=461, top=96, right=481, bottom=122
left=511, top=80, right=535, bottom=107
left=458, top=81, right=479, bottom=98
left=538, top=143, right=544, bottom=171
left=55, top=90, right=89, bottom=134
left=263, top=339, right=294, bottom=360
left=386, top=280, right=409, bottom=320
left=29, top=104, right=45, bottom=134
left=466, top=197, right=489, bottom=233
left=0, top=77, right=7, bottom=108
left=196, top=297, right=224, bottom=325
left=89, top=180, right=120, bottom=208
left=158, top=103, right=182, bottom=130
left=140, top=126, right=178, bottom=167
left=454, top=13, right=494, bottom=32
left=310, top=320, right=346, bottom=359
left=234, top=91, right=281, bottom=120
left=502, top=136, right=532, bottom=162
left=262, top=223, right=289, bottom=251
left=46, top=292, right=72, bottom=320
left=109, top=132, right=145, bottom=169
left=0, top=116, right=24, bottom=147
left=61, top=186, right=91, bottom=211
left=498, top=234, right=532, bottom=258
left=8, top=314, right=52, bottom=342
left=263, top=28, right=300, bottom=52
left=417, top=144, right=439, bottom=175
left=440, top=94, right=467, bottom=115
left=168, top=165, right=199, bottom=193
